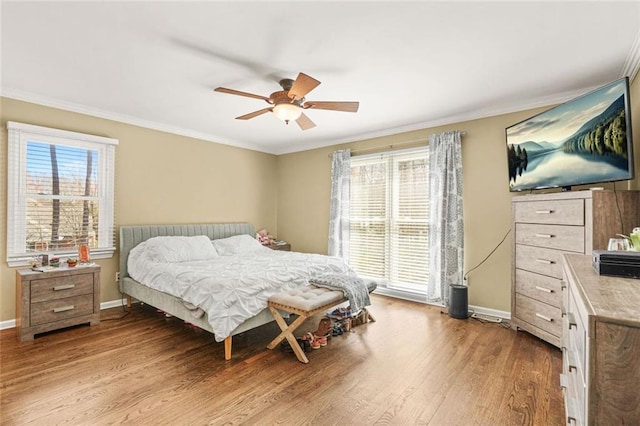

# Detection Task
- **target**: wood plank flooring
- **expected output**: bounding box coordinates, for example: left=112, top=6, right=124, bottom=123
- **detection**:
left=0, top=295, right=564, bottom=425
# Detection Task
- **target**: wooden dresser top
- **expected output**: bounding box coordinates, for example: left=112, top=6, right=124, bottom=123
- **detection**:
left=563, top=254, right=640, bottom=327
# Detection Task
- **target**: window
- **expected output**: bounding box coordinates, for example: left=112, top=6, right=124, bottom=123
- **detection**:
left=349, top=147, right=429, bottom=294
left=7, top=122, right=117, bottom=266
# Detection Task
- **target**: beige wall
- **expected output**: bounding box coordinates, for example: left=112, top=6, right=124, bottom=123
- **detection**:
left=277, top=75, right=640, bottom=313
left=1, top=97, right=278, bottom=322
left=2, top=75, right=639, bottom=321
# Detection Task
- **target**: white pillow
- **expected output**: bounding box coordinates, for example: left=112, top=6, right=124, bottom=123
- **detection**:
left=136, top=235, right=218, bottom=263
left=211, top=234, right=265, bottom=255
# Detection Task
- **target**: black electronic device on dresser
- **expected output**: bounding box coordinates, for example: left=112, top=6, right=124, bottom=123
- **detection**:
left=593, top=250, right=640, bottom=279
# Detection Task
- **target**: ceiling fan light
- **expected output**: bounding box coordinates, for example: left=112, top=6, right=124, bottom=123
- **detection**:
left=273, top=103, right=302, bottom=122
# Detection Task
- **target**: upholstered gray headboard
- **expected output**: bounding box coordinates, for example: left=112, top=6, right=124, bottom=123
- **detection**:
left=118, top=223, right=255, bottom=292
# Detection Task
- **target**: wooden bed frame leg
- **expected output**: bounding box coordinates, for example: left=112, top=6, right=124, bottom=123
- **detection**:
left=224, top=336, right=232, bottom=361
left=126, top=295, right=132, bottom=308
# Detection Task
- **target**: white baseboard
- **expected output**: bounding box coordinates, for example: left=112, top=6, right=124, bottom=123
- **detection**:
left=468, top=304, right=511, bottom=320
left=0, top=319, right=16, bottom=330
left=373, top=287, right=431, bottom=304
left=373, top=288, right=511, bottom=320
left=0, top=298, right=128, bottom=331
left=100, top=298, right=128, bottom=310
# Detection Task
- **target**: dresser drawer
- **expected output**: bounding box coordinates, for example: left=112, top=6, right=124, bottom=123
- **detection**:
left=515, top=294, right=563, bottom=337
left=515, top=245, right=566, bottom=279
left=30, top=294, right=95, bottom=326
left=514, top=199, right=584, bottom=225
left=563, top=349, right=586, bottom=424
left=567, top=287, right=588, bottom=382
left=30, top=273, right=94, bottom=303
left=515, top=223, right=584, bottom=252
left=515, top=269, right=562, bottom=308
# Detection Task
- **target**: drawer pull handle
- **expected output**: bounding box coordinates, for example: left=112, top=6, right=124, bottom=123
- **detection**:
left=535, top=286, right=554, bottom=293
left=535, top=233, right=554, bottom=238
left=535, top=209, right=554, bottom=214
left=567, top=312, right=577, bottom=330
left=567, top=350, right=578, bottom=373
left=566, top=397, right=579, bottom=424
left=559, top=373, right=568, bottom=390
left=53, top=284, right=75, bottom=291
left=535, top=258, right=554, bottom=265
left=535, top=313, right=553, bottom=322
left=53, top=305, right=75, bottom=313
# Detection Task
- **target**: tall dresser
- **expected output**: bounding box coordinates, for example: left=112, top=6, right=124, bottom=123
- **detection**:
left=511, top=189, right=639, bottom=347
left=561, top=254, right=640, bottom=425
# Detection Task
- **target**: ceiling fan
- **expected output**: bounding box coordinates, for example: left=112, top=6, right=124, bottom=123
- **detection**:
left=214, top=72, right=359, bottom=130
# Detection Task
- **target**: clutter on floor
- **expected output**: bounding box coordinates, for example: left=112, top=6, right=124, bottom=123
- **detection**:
left=280, top=306, right=376, bottom=354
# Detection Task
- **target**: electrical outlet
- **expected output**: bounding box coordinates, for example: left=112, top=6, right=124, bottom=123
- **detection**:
left=115, top=272, right=120, bottom=282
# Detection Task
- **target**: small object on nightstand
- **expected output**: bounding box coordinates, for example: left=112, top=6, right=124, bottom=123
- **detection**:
left=78, top=244, right=91, bottom=263
left=268, top=241, right=291, bottom=251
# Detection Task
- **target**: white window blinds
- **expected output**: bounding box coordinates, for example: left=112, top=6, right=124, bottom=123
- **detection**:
left=349, top=147, right=429, bottom=292
left=7, top=122, right=118, bottom=266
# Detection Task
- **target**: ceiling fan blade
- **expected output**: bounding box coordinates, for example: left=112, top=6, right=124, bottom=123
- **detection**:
left=296, top=112, right=316, bottom=131
left=303, top=101, right=359, bottom=113
left=236, top=107, right=272, bottom=120
left=288, top=73, right=321, bottom=101
left=214, top=87, right=272, bottom=102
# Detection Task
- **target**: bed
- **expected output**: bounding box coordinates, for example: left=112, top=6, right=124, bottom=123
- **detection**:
left=118, top=223, right=359, bottom=360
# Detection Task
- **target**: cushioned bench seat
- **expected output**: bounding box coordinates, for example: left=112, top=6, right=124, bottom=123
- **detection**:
left=266, top=284, right=375, bottom=363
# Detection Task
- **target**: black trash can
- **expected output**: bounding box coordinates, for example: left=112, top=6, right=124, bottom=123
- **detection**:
left=449, top=284, right=468, bottom=319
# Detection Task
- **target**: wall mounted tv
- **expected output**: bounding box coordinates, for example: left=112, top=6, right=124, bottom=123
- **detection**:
left=506, top=77, right=634, bottom=192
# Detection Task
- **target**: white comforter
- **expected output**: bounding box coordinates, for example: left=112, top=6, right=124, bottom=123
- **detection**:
left=128, top=245, right=355, bottom=341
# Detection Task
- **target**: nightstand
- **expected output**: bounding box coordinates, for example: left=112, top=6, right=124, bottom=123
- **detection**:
left=16, top=265, right=101, bottom=341
left=267, top=243, right=291, bottom=251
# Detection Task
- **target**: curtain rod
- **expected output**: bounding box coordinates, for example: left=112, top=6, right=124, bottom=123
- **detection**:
left=330, top=131, right=467, bottom=157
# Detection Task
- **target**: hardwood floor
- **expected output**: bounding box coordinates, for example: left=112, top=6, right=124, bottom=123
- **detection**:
left=0, top=294, right=564, bottom=425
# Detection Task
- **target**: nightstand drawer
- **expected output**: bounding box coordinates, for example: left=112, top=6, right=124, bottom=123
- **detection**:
left=514, top=199, right=584, bottom=225
left=515, top=269, right=562, bottom=308
left=30, top=293, right=95, bottom=326
left=515, top=223, right=584, bottom=252
left=31, top=273, right=94, bottom=303
left=515, top=294, right=562, bottom=337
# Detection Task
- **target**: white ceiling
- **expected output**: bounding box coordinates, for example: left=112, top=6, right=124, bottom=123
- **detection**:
left=2, top=1, right=639, bottom=155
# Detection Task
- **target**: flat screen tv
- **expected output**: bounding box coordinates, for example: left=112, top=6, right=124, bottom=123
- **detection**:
left=506, top=77, right=634, bottom=192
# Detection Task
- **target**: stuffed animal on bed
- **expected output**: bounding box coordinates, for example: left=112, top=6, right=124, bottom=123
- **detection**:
left=256, top=229, right=276, bottom=246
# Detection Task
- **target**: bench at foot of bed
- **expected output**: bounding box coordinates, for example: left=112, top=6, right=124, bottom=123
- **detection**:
left=266, top=285, right=374, bottom=363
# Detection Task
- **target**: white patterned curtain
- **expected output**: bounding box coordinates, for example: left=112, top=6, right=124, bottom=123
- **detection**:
left=427, top=131, right=464, bottom=305
left=328, top=149, right=351, bottom=258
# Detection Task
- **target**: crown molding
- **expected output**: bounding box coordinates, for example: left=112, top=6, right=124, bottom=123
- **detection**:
left=275, top=86, right=596, bottom=155
left=0, top=82, right=624, bottom=156
left=622, top=28, right=640, bottom=82
left=0, top=89, right=260, bottom=153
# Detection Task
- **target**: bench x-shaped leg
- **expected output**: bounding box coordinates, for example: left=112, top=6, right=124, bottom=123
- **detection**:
left=267, top=306, right=309, bottom=363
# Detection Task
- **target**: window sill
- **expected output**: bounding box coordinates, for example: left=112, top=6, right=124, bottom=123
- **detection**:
left=7, top=248, right=115, bottom=268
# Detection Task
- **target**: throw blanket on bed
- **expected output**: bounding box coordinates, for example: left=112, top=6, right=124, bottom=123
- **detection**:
left=312, top=274, right=375, bottom=313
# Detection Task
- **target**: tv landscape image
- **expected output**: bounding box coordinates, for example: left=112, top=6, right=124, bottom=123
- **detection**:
left=506, top=77, right=633, bottom=192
